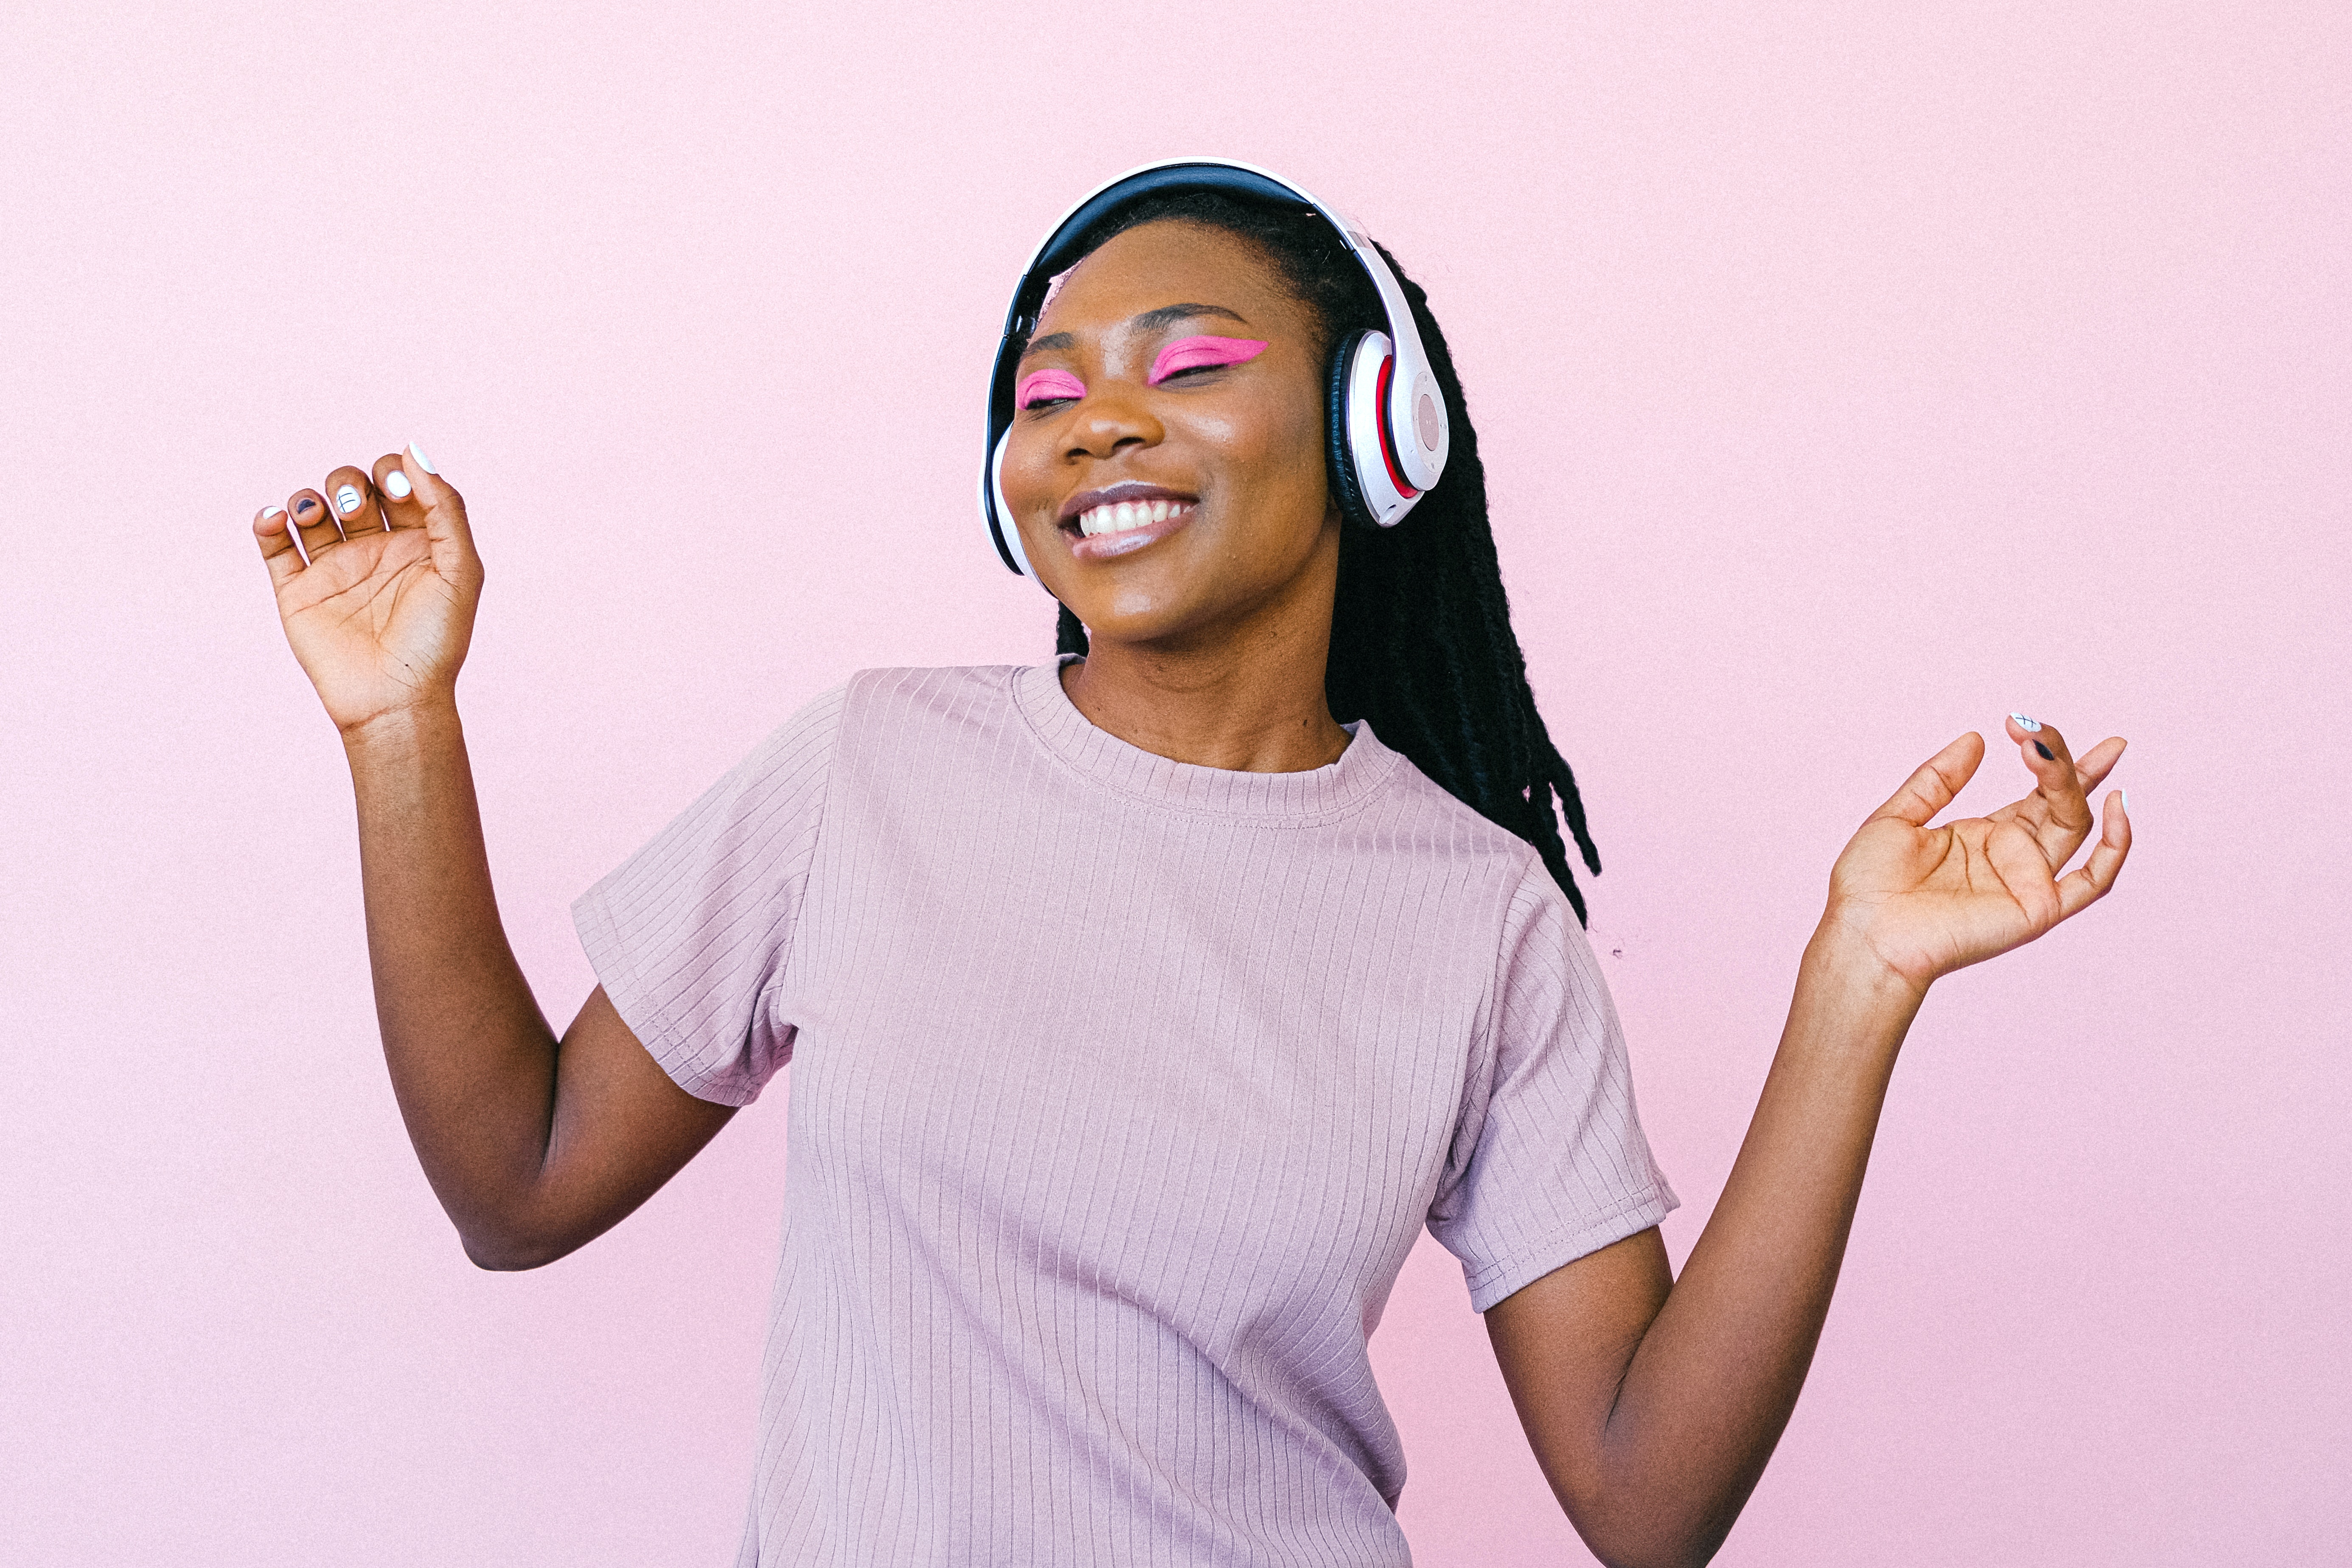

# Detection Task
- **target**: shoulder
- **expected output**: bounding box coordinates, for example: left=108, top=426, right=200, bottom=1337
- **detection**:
left=813, top=665, right=1053, bottom=777
left=1359, top=730, right=1552, bottom=883
left=832, top=664, right=1031, bottom=741
left=1333, top=732, right=1585, bottom=963
left=839, top=663, right=1024, bottom=713
left=712, top=665, right=1022, bottom=793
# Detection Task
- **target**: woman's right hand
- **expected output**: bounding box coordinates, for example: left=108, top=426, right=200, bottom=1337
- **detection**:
left=253, top=446, right=482, bottom=736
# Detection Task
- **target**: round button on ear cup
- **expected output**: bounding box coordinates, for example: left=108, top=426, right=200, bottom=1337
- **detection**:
left=1415, top=384, right=1443, bottom=452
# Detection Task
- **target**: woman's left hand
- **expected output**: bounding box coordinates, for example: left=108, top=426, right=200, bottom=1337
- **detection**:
left=1823, top=717, right=2133, bottom=994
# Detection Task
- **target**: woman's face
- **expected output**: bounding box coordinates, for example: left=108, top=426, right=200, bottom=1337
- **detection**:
left=999, top=220, right=1339, bottom=652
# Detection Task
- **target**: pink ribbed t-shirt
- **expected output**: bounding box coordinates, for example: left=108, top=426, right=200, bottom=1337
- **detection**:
left=573, top=662, right=1674, bottom=1567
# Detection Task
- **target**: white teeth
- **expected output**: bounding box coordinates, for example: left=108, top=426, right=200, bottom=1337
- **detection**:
left=1076, top=498, right=1189, bottom=538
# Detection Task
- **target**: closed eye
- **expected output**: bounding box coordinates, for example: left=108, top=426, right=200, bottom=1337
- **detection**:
left=1017, top=368, right=1087, bottom=409
left=1147, top=335, right=1269, bottom=387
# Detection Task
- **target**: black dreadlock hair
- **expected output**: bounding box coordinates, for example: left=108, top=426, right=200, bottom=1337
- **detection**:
left=1045, top=191, right=1602, bottom=921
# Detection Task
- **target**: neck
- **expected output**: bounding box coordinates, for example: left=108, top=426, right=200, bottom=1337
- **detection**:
left=1060, top=603, right=1352, bottom=776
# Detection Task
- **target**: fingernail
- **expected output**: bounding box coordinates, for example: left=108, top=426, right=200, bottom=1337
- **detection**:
left=382, top=470, right=413, bottom=500
left=260, top=505, right=285, bottom=520
left=295, top=497, right=319, bottom=515
left=407, top=442, right=438, bottom=475
left=2119, top=788, right=2130, bottom=813
left=2034, top=741, right=2054, bottom=760
left=2010, top=712, right=2043, bottom=732
left=335, top=484, right=364, bottom=515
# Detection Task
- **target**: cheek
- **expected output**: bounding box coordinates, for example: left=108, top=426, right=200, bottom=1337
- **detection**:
left=1193, top=391, right=1327, bottom=508
left=997, top=425, right=1057, bottom=519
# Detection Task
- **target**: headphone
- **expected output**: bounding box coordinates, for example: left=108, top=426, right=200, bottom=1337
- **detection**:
left=980, top=158, right=1450, bottom=578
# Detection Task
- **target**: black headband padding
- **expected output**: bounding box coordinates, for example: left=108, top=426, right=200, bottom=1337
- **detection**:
left=1325, top=329, right=1377, bottom=532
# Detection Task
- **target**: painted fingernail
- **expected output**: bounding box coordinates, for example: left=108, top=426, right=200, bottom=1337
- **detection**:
left=335, top=484, right=364, bottom=515
left=407, top=442, right=438, bottom=475
left=260, top=505, right=285, bottom=520
left=2119, top=788, right=2130, bottom=813
left=382, top=470, right=413, bottom=499
left=295, top=497, right=319, bottom=515
left=2034, top=741, right=2054, bottom=760
left=2010, top=712, right=2043, bottom=732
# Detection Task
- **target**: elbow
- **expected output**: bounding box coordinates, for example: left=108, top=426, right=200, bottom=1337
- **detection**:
left=464, top=1240, right=554, bottom=1272
left=1575, top=1499, right=1732, bottom=1568
left=439, top=1175, right=599, bottom=1270
left=446, top=1183, right=620, bottom=1271
left=1586, top=1539, right=1717, bottom=1568
left=461, top=1234, right=556, bottom=1272
left=456, top=1217, right=577, bottom=1273
left=1595, top=1548, right=1715, bottom=1568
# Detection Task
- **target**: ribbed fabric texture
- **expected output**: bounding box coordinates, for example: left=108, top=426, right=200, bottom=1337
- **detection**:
left=573, top=662, right=1676, bottom=1568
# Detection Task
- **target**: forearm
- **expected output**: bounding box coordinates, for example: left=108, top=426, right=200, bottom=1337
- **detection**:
left=1495, top=723, right=2130, bottom=1567
left=345, top=701, right=564, bottom=1261
left=257, top=458, right=731, bottom=1268
left=1600, top=929, right=1922, bottom=1562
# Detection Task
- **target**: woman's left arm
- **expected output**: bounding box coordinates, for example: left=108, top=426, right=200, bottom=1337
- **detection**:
left=1487, top=717, right=2133, bottom=1568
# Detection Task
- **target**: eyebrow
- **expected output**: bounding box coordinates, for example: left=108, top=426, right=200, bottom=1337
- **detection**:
left=1134, top=302, right=1249, bottom=332
left=1019, top=303, right=1250, bottom=361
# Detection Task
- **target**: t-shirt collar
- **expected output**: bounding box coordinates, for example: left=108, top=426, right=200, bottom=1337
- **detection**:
left=1011, top=657, right=1401, bottom=825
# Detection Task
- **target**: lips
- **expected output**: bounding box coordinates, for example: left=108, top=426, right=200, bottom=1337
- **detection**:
left=1057, top=481, right=1198, bottom=558
left=1074, top=495, right=1194, bottom=537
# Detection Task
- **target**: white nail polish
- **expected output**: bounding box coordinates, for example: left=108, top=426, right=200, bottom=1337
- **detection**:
left=2119, top=788, right=2130, bottom=813
left=260, top=506, right=285, bottom=519
left=335, top=484, right=363, bottom=515
left=407, top=442, right=438, bottom=475
left=2010, top=712, right=2043, bottom=732
left=382, top=470, right=413, bottom=499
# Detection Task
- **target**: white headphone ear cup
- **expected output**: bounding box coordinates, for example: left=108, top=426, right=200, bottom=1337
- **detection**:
left=1340, top=330, right=1419, bottom=528
left=989, top=432, right=1035, bottom=577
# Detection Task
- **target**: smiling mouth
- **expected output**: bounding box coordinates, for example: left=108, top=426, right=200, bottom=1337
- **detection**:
left=1071, top=496, right=1196, bottom=538
left=1055, top=481, right=1199, bottom=560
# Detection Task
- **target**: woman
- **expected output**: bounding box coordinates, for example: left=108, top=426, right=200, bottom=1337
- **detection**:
left=250, top=163, right=2131, bottom=1567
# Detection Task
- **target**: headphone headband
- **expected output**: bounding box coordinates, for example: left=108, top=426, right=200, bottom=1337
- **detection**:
left=980, top=158, right=1449, bottom=577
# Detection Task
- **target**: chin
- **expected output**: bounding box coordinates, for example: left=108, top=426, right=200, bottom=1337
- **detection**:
left=1042, top=555, right=1217, bottom=644
left=1074, top=598, right=1215, bottom=648
left=1038, top=514, right=1335, bottom=653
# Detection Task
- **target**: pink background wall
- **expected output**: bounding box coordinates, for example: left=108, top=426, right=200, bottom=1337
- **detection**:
left=4, top=3, right=2344, bottom=1563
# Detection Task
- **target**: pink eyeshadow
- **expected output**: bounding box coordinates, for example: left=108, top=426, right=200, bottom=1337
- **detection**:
left=1016, top=368, right=1086, bottom=408
left=1147, top=335, right=1269, bottom=386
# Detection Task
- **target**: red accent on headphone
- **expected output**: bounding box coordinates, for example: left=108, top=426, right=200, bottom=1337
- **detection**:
left=1374, top=352, right=1420, bottom=499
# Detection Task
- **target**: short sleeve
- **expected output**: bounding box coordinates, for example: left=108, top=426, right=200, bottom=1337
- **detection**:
left=571, top=685, right=847, bottom=1107
left=1426, top=861, right=1678, bottom=1312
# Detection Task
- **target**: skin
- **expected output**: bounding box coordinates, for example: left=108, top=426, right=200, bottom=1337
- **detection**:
left=253, top=218, right=2132, bottom=1567
left=253, top=459, right=731, bottom=1271
left=1004, top=223, right=1356, bottom=772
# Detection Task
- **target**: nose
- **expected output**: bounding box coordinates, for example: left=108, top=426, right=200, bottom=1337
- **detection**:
left=1066, top=381, right=1163, bottom=462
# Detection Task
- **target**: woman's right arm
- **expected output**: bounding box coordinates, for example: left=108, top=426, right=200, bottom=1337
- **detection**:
left=255, top=449, right=733, bottom=1270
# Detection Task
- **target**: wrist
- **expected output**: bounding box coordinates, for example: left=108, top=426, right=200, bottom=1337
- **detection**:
left=340, top=697, right=464, bottom=759
left=1801, top=910, right=1932, bottom=1018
